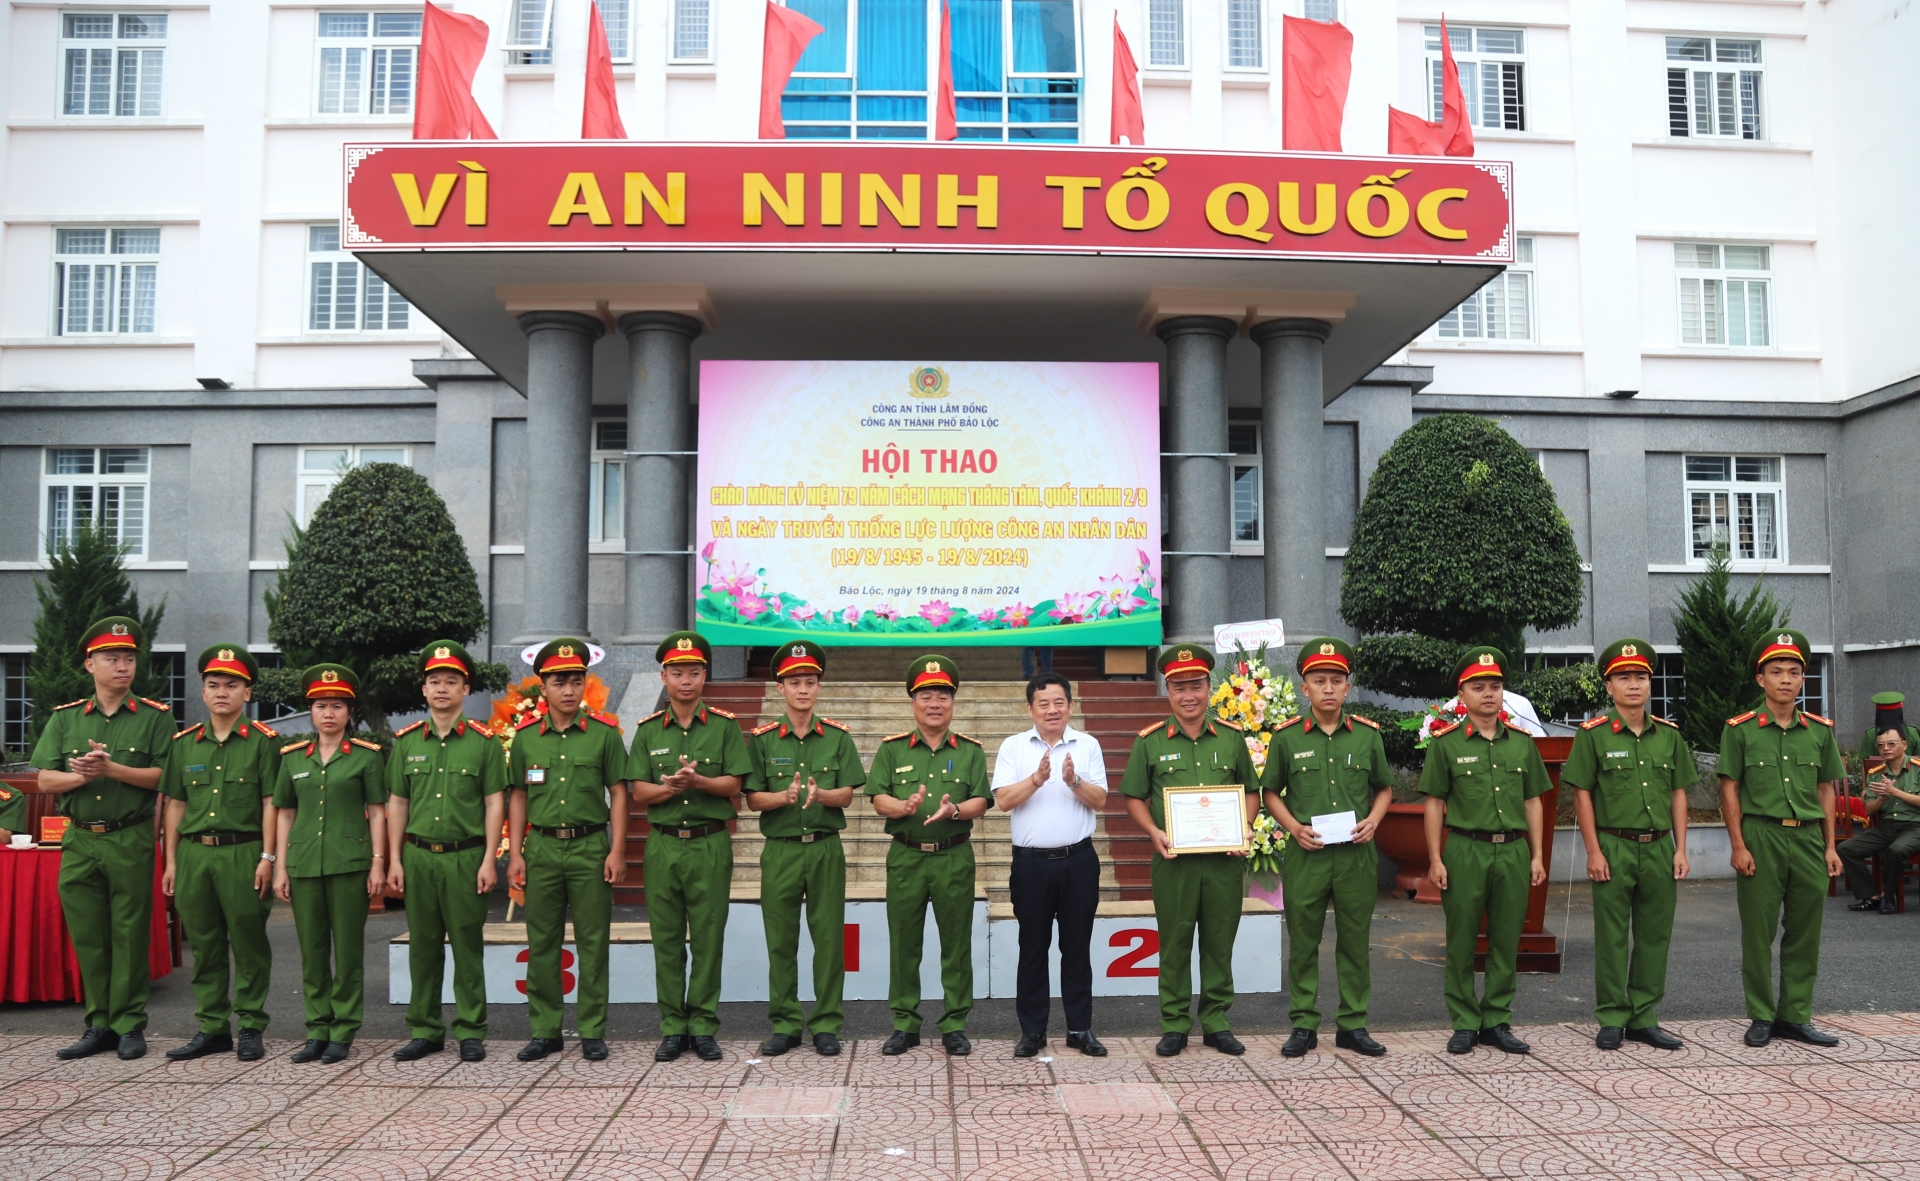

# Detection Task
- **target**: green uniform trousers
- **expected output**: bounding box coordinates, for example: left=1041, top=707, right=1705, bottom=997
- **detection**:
left=174, top=839, right=273, bottom=1034
left=646, top=828, right=732, bottom=1037
left=885, top=840, right=976, bottom=1033
left=761, top=834, right=846, bottom=1037
left=60, top=826, right=156, bottom=1035
left=1440, top=835, right=1528, bottom=1031
left=1591, top=831, right=1677, bottom=1030
left=523, top=831, right=612, bottom=1040
left=1281, top=842, right=1377, bottom=1031
left=1151, top=852, right=1244, bottom=1034
left=1737, top=818, right=1827, bottom=1024
left=401, top=842, right=491, bottom=1043
left=289, top=871, right=369, bottom=1042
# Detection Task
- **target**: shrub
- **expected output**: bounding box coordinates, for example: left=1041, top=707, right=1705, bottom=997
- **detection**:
left=1672, top=544, right=1789, bottom=750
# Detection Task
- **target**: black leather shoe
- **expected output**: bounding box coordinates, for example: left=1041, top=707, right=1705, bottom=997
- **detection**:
left=653, top=1035, right=685, bottom=1062
left=393, top=1038, right=444, bottom=1062
left=760, top=1032, right=803, bottom=1057
left=881, top=1030, right=920, bottom=1056
left=1849, top=896, right=1883, bottom=911
left=813, top=1032, right=841, bottom=1056
left=1334, top=1029, right=1386, bottom=1057
left=942, top=1031, right=972, bottom=1057
left=166, top=1031, right=232, bottom=1061
left=1154, top=1032, right=1187, bottom=1057
left=320, top=1042, right=351, bottom=1064
left=691, top=1035, right=723, bottom=1061
left=1626, top=1025, right=1683, bottom=1050
left=1595, top=1026, right=1625, bottom=1051
left=1446, top=1029, right=1478, bottom=1055
left=1479, top=1025, right=1530, bottom=1054
left=519, top=1037, right=564, bottom=1061
left=116, top=1030, right=146, bottom=1060
left=1281, top=1028, right=1318, bottom=1058
left=459, top=1040, right=486, bottom=1062
left=581, top=1038, right=609, bottom=1061
left=1744, top=1019, right=1774, bottom=1047
left=1772, top=1021, right=1840, bottom=1047
left=1882, top=897, right=1900, bottom=915
left=235, top=1029, right=264, bottom=1062
left=290, top=1039, right=327, bottom=1063
left=1203, top=1030, right=1246, bottom=1056
left=1013, top=1033, right=1046, bottom=1058
left=57, top=1026, right=119, bottom=1060
left=1065, top=1031, right=1107, bottom=1057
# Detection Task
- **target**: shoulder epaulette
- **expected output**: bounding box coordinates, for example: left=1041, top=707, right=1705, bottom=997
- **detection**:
left=707, top=706, right=738, bottom=719
left=468, top=720, right=496, bottom=738
left=821, top=716, right=850, bottom=732
left=1727, top=711, right=1755, bottom=726
left=0, top=787, right=10, bottom=801
left=1137, top=721, right=1165, bottom=737
left=636, top=709, right=666, bottom=727
left=254, top=721, right=279, bottom=738
left=393, top=720, right=426, bottom=738
left=172, top=722, right=204, bottom=741
left=280, top=739, right=310, bottom=754
left=1215, top=719, right=1243, bottom=732
left=590, top=710, right=622, bottom=729
left=882, top=730, right=914, bottom=743
left=1428, top=719, right=1462, bottom=739
left=139, top=697, right=169, bottom=711
left=752, top=720, right=781, bottom=736
left=516, top=713, right=542, bottom=731
left=1580, top=715, right=1611, bottom=731
left=956, top=732, right=983, bottom=745
left=1653, top=715, right=1681, bottom=729
left=53, top=699, right=87, bottom=711
left=350, top=737, right=382, bottom=752
left=1803, top=711, right=1834, bottom=727
left=1274, top=715, right=1305, bottom=731
left=1350, top=714, right=1381, bottom=730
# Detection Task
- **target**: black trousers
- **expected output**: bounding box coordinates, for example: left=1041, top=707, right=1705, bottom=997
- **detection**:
left=1009, top=843, right=1100, bottom=1036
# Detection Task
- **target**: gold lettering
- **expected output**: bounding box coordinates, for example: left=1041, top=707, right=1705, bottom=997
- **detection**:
left=820, top=172, right=844, bottom=226
left=859, top=174, right=922, bottom=227
left=393, top=173, right=458, bottom=227
left=458, top=161, right=487, bottom=226
left=743, top=172, right=805, bottom=226
left=549, top=172, right=613, bottom=226
left=1045, top=176, right=1101, bottom=229
left=1105, top=177, right=1169, bottom=232
left=936, top=174, right=999, bottom=228
left=1416, top=187, right=1469, bottom=240
left=1278, top=182, right=1337, bottom=235
left=624, top=172, right=686, bottom=225
left=1203, top=182, right=1273, bottom=242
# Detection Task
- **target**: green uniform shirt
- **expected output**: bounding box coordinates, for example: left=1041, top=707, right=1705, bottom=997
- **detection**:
left=1260, top=713, right=1392, bottom=819
left=746, top=715, right=867, bottom=838
left=272, top=738, right=388, bottom=878
left=865, top=730, right=992, bottom=843
left=1717, top=709, right=1845, bottom=822
left=627, top=705, right=753, bottom=828
left=1417, top=718, right=1552, bottom=831
left=30, top=694, right=176, bottom=824
left=1560, top=709, right=1691, bottom=831
left=160, top=720, right=283, bottom=836
left=1119, top=717, right=1260, bottom=830
left=0, top=783, right=26, bottom=834
left=1869, top=758, right=1920, bottom=824
left=509, top=711, right=628, bottom=829
left=387, top=718, right=508, bottom=842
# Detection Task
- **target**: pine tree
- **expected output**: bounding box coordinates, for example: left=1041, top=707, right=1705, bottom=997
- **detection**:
left=1672, top=544, right=1789, bottom=750
left=26, top=524, right=167, bottom=747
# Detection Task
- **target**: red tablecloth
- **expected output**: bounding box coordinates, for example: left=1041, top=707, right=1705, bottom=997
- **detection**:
left=0, top=843, right=172, bottom=1004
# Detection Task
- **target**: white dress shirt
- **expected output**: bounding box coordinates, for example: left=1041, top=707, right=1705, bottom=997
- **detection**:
left=992, top=724, right=1108, bottom=848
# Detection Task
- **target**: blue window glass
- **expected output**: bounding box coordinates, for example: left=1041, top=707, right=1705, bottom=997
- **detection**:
left=791, top=0, right=848, bottom=72
left=859, top=0, right=925, bottom=91
left=952, top=0, right=1002, bottom=91
left=1013, top=0, right=1076, bottom=72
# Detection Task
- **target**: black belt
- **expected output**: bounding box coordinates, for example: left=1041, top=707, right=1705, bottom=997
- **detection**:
left=657, top=821, right=728, bottom=840
left=68, top=815, right=151, bottom=835
left=895, top=832, right=970, bottom=853
left=768, top=831, right=839, bottom=844
left=532, top=823, right=608, bottom=841
left=189, top=831, right=262, bottom=847
left=1013, top=837, right=1093, bottom=860
left=1747, top=815, right=1816, bottom=828
left=1449, top=827, right=1527, bottom=844
left=408, top=834, right=487, bottom=854
left=1600, top=827, right=1671, bottom=844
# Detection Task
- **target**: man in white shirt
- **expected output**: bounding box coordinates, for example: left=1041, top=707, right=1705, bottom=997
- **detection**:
left=992, top=674, right=1109, bottom=1058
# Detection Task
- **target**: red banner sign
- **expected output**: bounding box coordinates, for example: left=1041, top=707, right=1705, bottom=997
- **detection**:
left=344, top=142, right=1513, bottom=263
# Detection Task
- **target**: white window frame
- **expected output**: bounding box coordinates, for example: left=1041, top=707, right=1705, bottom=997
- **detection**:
left=59, top=11, right=167, bottom=119
left=306, top=224, right=413, bottom=334
left=1299, top=0, right=1339, bottom=21
left=1224, top=0, right=1266, bottom=71
left=297, top=445, right=411, bottom=526
left=1434, top=235, right=1534, bottom=342
left=1425, top=24, right=1525, bottom=131
left=1147, top=0, right=1186, bottom=69
left=1227, top=421, right=1262, bottom=557
left=53, top=227, right=159, bottom=337
left=504, top=0, right=554, bottom=65
left=590, top=419, right=627, bottom=551
left=1675, top=242, right=1771, bottom=349
left=1666, top=35, right=1763, bottom=142
left=41, top=447, right=151, bottom=560
left=599, top=0, right=634, bottom=65
left=1684, top=453, right=1786, bottom=567
left=669, top=0, right=712, bottom=65
left=313, top=11, right=421, bottom=118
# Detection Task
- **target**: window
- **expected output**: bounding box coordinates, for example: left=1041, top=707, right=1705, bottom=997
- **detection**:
left=1686, top=454, right=1783, bottom=563
left=307, top=225, right=412, bottom=333
left=150, top=652, right=187, bottom=720
left=1525, top=653, right=1591, bottom=725
left=55, top=228, right=158, bottom=336
left=504, top=0, right=554, bottom=65
left=1799, top=655, right=1827, bottom=717
left=1227, top=422, right=1260, bottom=552
left=1426, top=24, right=1524, bottom=130
left=1649, top=653, right=1686, bottom=725
left=61, top=12, right=166, bottom=117
left=1301, top=0, right=1338, bottom=20
left=2, top=654, right=32, bottom=756
left=599, top=0, right=633, bottom=64
left=1225, top=0, right=1263, bottom=68
left=784, top=0, right=1083, bottom=142
left=1666, top=37, right=1761, bottom=140
left=1676, top=243, right=1770, bottom=347
left=42, top=447, right=150, bottom=559
left=298, top=445, right=409, bottom=526
left=315, top=11, right=420, bottom=116
left=671, top=0, right=710, bottom=63
left=1437, top=235, right=1533, bottom=341
left=1147, top=0, right=1184, bottom=68
left=590, top=420, right=627, bottom=546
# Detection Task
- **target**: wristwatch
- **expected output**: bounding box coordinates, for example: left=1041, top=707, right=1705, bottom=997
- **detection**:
left=259, top=852, right=277, bottom=863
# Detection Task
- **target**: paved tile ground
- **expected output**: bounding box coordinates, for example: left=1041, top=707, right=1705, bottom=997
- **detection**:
left=4, top=1012, right=1919, bottom=1181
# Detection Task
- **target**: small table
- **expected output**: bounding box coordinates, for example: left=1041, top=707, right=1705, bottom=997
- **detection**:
left=0, top=843, right=173, bottom=1003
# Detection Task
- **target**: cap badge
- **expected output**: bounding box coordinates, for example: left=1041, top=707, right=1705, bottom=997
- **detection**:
left=1621, top=643, right=1637, bottom=656
left=1177, top=649, right=1192, bottom=661
left=320, top=669, right=340, bottom=683
left=926, top=661, right=939, bottom=672
left=1319, top=643, right=1336, bottom=655
left=1478, top=653, right=1496, bottom=666
left=557, top=644, right=574, bottom=657
left=791, top=645, right=806, bottom=657
left=434, top=646, right=450, bottom=659
left=111, top=623, right=129, bottom=636
left=217, top=648, right=234, bottom=661
left=1778, top=633, right=1793, bottom=645
left=677, top=638, right=694, bottom=652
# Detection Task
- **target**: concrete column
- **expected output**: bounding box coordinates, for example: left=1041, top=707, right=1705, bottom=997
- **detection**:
left=515, top=310, right=603, bottom=642
left=1157, top=315, right=1236, bottom=645
left=1251, top=318, right=1333, bottom=636
left=618, top=311, right=703, bottom=643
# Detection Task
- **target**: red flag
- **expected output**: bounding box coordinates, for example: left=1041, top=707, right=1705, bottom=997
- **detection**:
left=1386, top=17, right=1473, bottom=156
left=1282, top=15, right=1351, bottom=152
left=1110, top=14, right=1144, bottom=146
left=1387, top=105, right=1446, bottom=155
left=582, top=2, right=626, bottom=139
left=413, top=0, right=495, bottom=140
left=934, top=0, right=957, bottom=141
left=759, top=1, right=825, bottom=140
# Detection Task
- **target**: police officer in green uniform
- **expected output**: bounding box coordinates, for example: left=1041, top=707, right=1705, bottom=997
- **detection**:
left=272, top=664, right=389, bottom=1064
left=0, top=778, right=27, bottom=840
left=1839, top=726, right=1920, bottom=914
left=1419, top=646, right=1550, bottom=1056
left=386, top=640, right=506, bottom=1063
left=744, top=641, right=863, bottom=1057
left=867, top=655, right=992, bottom=1057
left=1122, top=646, right=1260, bottom=1058
left=33, top=616, right=175, bottom=1061
left=1260, top=638, right=1392, bottom=1059
left=1562, top=639, right=1692, bottom=1052
left=1863, top=693, right=1920, bottom=762
left=628, top=631, right=753, bottom=1063
left=1719, top=629, right=1845, bottom=1048
left=160, top=645, right=280, bottom=1062
left=508, top=638, right=629, bottom=1062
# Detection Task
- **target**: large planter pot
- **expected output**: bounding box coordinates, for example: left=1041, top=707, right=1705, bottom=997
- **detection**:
left=1375, top=801, right=1440, bottom=903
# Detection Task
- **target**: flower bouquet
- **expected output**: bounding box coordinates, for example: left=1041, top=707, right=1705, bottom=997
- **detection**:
left=1402, top=699, right=1516, bottom=747
left=1206, top=644, right=1300, bottom=771
left=1246, top=809, right=1287, bottom=909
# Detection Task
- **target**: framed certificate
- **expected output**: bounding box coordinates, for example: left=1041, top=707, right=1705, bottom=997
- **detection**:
left=1163, top=785, right=1249, bottom=854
